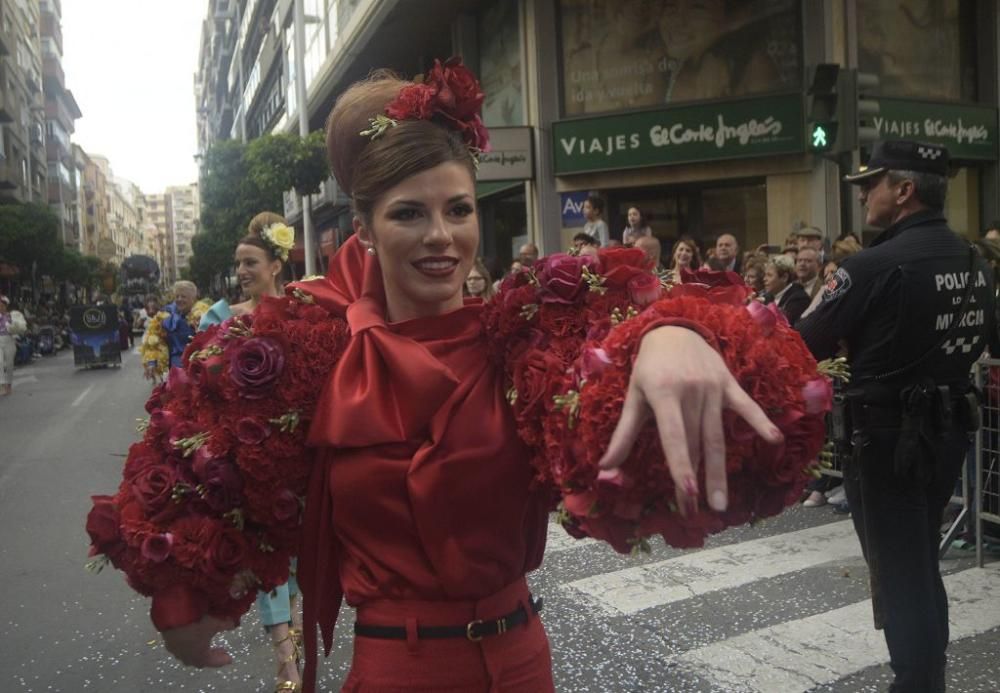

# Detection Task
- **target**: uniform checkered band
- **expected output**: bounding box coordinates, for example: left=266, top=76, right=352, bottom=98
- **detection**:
left=918, top=146, right=943, bottom=160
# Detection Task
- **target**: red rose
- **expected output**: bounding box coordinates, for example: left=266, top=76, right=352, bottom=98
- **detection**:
left=203, top=527, right=248, bottom=582
left=229, top=337, right=285, bottom=399
left=141, top=533, right=173, bottom=563
left=86, top=495, right=122, bottom=557
left=680, top=267, right=745, bottom=288
left=535, top=253, right=597, bottom=304
left=599, top=247, right=649, bottom=288
left=627, top=272, right=662, bottom=306
left=131, top=464, right=178, bottom=515
left=431, top=57, right=485, bottom=119
left=147, top=409, right=177, bottom=438
left=512, top=348, right=570, bottom=418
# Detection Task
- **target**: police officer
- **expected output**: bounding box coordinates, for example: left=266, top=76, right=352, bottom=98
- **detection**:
left=798, top=140, right=996, bottom=693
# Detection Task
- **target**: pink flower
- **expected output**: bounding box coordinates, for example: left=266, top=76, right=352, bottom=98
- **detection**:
left=802, top=377, right=834, bottom=415
left=536, top=253, right=598, bottom=304
left=745, top=300, right=787, bottom=335
left=235, top=417, right=271, bottom=445
left=628, top=272, right=662, bottom=306
left=580, top=347, right=613, bottom=380
left=141, top=533, right=173, bottom=563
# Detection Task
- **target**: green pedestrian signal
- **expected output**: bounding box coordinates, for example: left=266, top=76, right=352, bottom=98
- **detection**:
left=808, top=122, right=835, bottom=153
left=812, top=124, right=828, bottom=149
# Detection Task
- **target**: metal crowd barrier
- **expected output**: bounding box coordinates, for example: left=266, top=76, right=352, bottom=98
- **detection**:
left=818, top=361, right=1000, bottom=565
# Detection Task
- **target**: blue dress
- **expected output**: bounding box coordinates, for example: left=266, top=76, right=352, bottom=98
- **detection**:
left=197, top=299, right=299, bottom=627
left=160, top=303, right=197, bottom=369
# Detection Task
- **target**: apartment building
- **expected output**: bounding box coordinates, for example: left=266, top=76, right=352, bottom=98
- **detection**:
left=166, top=183, right=199, bottom=277
left=0, top=0, right=47, bottom=204
left=40, top=0, right=80, bottom=248
left=144, top=192, right=174, bottom=281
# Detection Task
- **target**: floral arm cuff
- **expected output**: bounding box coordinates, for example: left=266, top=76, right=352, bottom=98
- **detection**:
left=85, top=292, right=350, bottom=631
left=485, top=249, right=833, bottom=554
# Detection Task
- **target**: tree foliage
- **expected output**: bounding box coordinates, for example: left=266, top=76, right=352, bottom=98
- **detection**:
left=193, top=132, right=329, bottom=291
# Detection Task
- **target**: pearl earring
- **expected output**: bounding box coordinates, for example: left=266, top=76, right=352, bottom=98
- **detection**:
left=366, top=246, right=377, bottom=256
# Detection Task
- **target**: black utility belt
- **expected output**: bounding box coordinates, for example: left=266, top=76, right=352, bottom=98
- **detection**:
left=354, top=596, right=543, bottom=641
left=848, top=392, right=980, bottom=432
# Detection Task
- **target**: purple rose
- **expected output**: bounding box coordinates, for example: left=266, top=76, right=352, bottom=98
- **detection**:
left=235, top=417, right=271, bottom=445
left=228, top=337, right=285, bottom=398
left=536, top=253, right=598, bottom=304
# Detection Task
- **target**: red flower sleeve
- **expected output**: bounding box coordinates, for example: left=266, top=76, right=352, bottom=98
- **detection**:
left=484, top=252, right=830, bottom=554
left=86, top=291, right=349, bottom=630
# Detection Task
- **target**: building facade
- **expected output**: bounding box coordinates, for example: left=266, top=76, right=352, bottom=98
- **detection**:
left=39, top=0, right=80, bottom=248
left=195, top=0, right=1000, bottom=270
left=79, top=150, right=110, bottom=260
left=166, top=183, right=200, bottom=277
left=0, top=0, right=47, bottom=204
left=144, top=192, right=175, bottom=282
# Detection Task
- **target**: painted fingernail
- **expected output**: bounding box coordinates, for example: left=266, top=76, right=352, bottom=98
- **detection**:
left=769, top=426, right=784, bottom=442
left=597, top=468, right=621, bottom=482
left=710, top=490, right=728, bottom=512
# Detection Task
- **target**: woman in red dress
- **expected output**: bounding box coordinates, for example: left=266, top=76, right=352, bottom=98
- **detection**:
left=90, top=62, right=824, bottom=693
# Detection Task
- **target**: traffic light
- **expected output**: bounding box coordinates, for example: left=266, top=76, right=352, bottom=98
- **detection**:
left=854, top=71, right=881, bottom=148
left=806, top=63, right=841, bottom=154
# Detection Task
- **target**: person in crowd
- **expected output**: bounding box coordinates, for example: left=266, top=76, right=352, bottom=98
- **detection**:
left=796, top=226, right=824, bottom=256
left=742, top=254, right=767, bottom=297
left=198, top=211, right=302, bottom=693
left=0, top=296, right=28, bottom=396
left=982, top=221, right=1000, bottom=242
left=622, top=206, right=652, bottom=245
left=713, top=233, right=741, bottom=273
left=140, top=281, right=208, bottom=381
left=464, top=257, right=496, bottom=300
left=572, top=232, right=600, bottom=255
left=666, top=236, right=702, bottom=282
left=634, top=235, right=663, bottom=269
left=799, top=140, right=997, bottom=692
left=582, top=195, right=609, bottom=246
left=763, top=255, right=809, bottom=325
left=517, top=242, right=539, bottom=268
left=800, top=237, right=864, bottom=323
left=795, top=247, right=823, bottom=300
left=101, top=63, right=804, bottom=693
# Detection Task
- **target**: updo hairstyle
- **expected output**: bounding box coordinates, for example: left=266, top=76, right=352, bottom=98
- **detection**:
left=239, top=211, right=286, bottom=265
left=325, top=70, right=476, bottom=225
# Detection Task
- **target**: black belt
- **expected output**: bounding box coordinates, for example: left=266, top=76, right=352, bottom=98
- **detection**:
left=354, top=596, right=543, bottom=642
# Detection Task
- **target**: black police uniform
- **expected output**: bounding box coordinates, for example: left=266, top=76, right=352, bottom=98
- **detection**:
left=797, top=140, right=996, bottom=693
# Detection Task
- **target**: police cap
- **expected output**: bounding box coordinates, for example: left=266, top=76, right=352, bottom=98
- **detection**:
left=844, top=140, right=950, bottom=184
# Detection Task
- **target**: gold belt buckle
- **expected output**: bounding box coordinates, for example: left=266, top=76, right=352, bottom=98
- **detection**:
left=466, top=619, right=484, bottom=641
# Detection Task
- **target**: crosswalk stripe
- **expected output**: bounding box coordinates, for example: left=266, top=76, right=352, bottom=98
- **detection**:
left=561, top=520, right=861, bottom=615
left=546, top=520, right=596, bottom=553
left=12, top=375, right=37, bottom=387
left=674, top=563, right=1000, bottom=693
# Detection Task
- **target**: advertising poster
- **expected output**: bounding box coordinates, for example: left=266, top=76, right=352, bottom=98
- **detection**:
left=559, top=0, right=800, bottom=116
left=69, top=305, right=121, bottom=367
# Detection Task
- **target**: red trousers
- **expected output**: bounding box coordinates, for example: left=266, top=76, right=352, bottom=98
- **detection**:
left=341, top=578, right=554, bottom=692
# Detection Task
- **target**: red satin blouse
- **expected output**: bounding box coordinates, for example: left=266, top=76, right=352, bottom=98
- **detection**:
left=295, top=238, right=551, bottom=675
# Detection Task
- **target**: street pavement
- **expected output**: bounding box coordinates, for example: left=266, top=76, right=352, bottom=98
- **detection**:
left=1, top=347, right=999, bottom=692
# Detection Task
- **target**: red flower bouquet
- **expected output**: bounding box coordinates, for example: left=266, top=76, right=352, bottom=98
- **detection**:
left=484, top=250, right=830, bottom=554
left=86, top=293, right=348, bottom=626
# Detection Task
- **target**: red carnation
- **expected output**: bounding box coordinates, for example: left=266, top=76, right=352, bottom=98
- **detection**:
left=627, top=272, right=662, bottom=306
left=86, top=495, right=123, bottom=558
left=599, top=247, right=650, bottom=288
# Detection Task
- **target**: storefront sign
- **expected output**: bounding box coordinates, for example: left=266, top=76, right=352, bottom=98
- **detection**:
left=560, top=191, right=589, bottom=227
left=478, top=127, right=534, bottom=181
left=873, top=99, right=998, bottom=161
left=553, top=94, right=804, bottom=175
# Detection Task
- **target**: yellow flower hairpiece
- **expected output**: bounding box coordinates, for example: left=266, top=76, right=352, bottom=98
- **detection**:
left=261, top=223, right=295, bottom=262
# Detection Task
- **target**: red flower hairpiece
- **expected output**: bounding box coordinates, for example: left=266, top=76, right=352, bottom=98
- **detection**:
left=362, top=57, right=491, bottom=154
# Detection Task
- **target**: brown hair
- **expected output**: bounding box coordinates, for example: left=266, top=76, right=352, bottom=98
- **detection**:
left=325, top=70, right=476, bottom=224
left=465, top=257, right=495, bottom=300
left=239, top=211, right=287, bottom=264
left=667, top=236, right=703, bottom=270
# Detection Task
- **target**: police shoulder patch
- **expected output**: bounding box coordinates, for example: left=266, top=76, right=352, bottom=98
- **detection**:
left=822, top=267, right=852, bottom=302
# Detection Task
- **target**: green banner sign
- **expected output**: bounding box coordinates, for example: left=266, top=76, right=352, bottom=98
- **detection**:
left=552, top=94, right=805, bottom=175
left=873, top=99, right=998, bottom=161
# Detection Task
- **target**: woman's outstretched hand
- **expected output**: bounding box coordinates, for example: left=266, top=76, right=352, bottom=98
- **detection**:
left=597, top=326, right=783, bottom=515
left=162, top=616, right=237, bottom=668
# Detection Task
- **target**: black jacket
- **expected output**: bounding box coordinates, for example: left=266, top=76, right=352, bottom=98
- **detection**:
left=798, top=209, right=996, bottom=387
left=777, top=282, right=811, bottom=326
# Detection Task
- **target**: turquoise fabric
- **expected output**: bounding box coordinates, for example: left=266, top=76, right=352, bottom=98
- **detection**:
left=198, top=299, right=233, bottom=331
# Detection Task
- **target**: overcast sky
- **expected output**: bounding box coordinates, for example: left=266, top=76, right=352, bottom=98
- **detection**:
left=63, top=1, right=205, bottom=193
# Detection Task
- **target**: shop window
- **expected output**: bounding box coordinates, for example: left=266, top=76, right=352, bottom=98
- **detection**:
left=477, top=0, right=523, bottom=127
left=859, top=0, right=977, bottom=102
left=558, top=0, right=801, bottom=117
